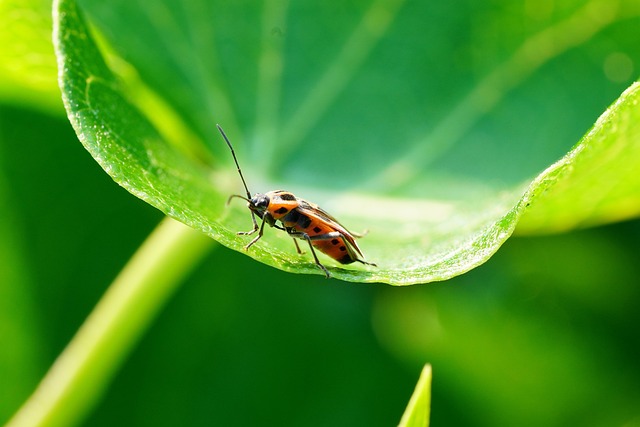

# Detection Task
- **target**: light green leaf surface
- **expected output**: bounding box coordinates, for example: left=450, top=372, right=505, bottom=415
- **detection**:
left=398, top=365, right=431, bottom=427
left=56, top=0, right=640, bottom=284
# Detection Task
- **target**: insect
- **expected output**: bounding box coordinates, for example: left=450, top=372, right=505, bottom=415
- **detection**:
left=217, top=124, right=376, bottom=278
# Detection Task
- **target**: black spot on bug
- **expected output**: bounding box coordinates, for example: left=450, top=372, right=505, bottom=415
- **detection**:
left=338, top=254, right=353, bottom=264
left=275, top=207, right=288, bottom=214
left=331, top=239, right=339, bottom=245
left=282, top=209, right=299, bottom=224
left=279, top=192, right=296, bottom=201
left=313, top=226, right=322, bottom=233
left=296, top=213, right=312, bottom=229
left=339, top=245, right=346, bottom=251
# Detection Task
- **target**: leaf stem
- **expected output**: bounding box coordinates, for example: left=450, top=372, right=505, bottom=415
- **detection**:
left=6, top=217, right=214, bottom=427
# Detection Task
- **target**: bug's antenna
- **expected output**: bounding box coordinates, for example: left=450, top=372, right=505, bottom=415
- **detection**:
left=217, top=124, right=252, bottom=200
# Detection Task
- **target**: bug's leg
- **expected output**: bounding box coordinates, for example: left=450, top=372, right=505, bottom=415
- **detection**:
left=237, top=212, right=260, bottom=236
left=302, top=235, right=331, bottom=278
left=354, top=257, right=377, bottom=267
left=285, top=231, right=333, bottom=278
left=350, top=229, right=369, bottom=238
left=244, top=216, right=267, bottom=250
left=342, top=242, right=377, bottom=267
left=292, top=238, right=304, bottom=254
left=287, top=232, right=330, bottom=278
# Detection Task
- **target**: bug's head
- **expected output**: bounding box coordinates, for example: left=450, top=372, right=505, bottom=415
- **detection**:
left=248, top=193, right=270, bottom=218
left=227, top=193, right=268, bottom=219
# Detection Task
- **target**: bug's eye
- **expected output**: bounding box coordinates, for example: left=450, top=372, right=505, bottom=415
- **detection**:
left=251, top=194, right=270, bottom=209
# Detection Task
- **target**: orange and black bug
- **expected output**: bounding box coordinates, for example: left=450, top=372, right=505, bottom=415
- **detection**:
left=217, top=124, right=376, bottom=278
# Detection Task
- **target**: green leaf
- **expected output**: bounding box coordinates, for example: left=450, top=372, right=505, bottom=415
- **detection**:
left=398, top=365, right=432, bottom=427
left=56, top=0, right=640, bottom=284
left=0, top=0, right=62, bottom=113
left=517, top=82, right=640, bottom=233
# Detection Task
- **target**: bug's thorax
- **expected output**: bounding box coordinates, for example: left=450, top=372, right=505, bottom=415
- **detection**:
left=255, top=190, right=300, bottom=219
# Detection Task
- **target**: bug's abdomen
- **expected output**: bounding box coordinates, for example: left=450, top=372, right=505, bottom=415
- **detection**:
left=281, top=209, right=355, bottom=264
left=311, top=234, right=355, bottom=264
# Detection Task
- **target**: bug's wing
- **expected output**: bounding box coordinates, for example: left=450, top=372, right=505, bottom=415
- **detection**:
left=297, top=200, right=365, bottom=258
left=297, top=199, right=345, bottom=225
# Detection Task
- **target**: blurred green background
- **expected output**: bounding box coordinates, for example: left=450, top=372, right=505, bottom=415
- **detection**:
left=2, top=0, right=640, bottom=426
